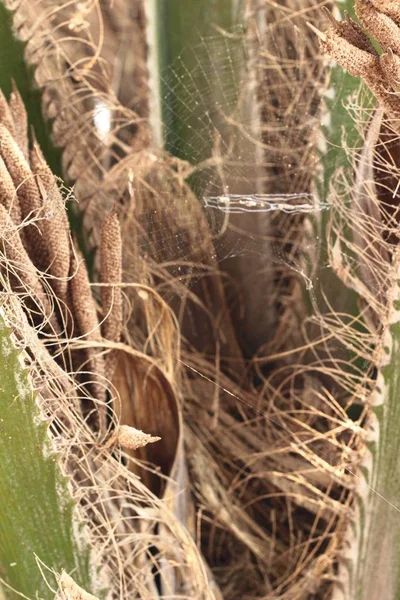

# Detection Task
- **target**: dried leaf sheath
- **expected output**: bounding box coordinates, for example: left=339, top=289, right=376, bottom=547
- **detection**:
left=68, top=253, right=107, bottom=434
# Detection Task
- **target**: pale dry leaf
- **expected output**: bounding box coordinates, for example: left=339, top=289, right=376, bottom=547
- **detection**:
left=108, top=424, right=160, bottom=451
left=55, top=571, right=100, bottom=600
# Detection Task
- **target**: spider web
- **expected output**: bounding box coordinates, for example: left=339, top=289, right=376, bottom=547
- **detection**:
left=126, top=24, right=332, bottom=306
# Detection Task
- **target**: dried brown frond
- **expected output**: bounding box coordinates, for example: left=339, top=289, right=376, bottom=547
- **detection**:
left=239, top=0, right=328, bottom=356
left=322, top=94, right=400, bottom=599
left=0, top=282, right=216, bottom=600
left=0, top=90, right=124, bottom=440
left=0, top=87, right=219, bottom=599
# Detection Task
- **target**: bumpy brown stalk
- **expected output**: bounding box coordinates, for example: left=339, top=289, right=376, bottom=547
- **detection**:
left=0, top=124, right=72, bottom=303
left=371, top=0, right=400, bottom=22
left=69, top=253, right=107, bottom=434
left=0, top=203, right=59, bottom=333
left=29, top=140, right=71, bottom=302
left=100, top=211, right=123, bottom=381
left=320, top=3, right=400, bottom=127
left=0, top=125, right=47, bottom=254
left=0, top=90, right=120, bottom=437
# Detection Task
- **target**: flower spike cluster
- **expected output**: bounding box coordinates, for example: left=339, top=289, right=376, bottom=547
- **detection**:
left=318, top=2, right=400, bottom=128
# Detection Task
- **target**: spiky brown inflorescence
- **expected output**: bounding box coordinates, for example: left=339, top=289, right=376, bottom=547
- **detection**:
left=320, top=3, right=400, bottom=128
left=0, top=124, right=69, bottom=293
left=2, top=0, right=151, bottom=245
left=0, top=202, right=59, bottom=333
left=29, top=137, right=71, bottom=302
left=100, top=210, right=123, bottom=380
left=0, top=89, right=126, bottom=438
left=0, top=89, right=18, bottom=144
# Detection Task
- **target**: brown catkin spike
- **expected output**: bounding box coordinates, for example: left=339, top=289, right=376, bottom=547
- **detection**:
left=380, top=49, right=400, bottom=91
left=370, top=0, right=400, bottom=24
left=0, top=89, right=17, bottom=138
left=0, top=203, right=59, bottom=334
left=342, top=11, right=378, bottom=54
left=0, top=155, right=21, bottom=225
left=100, top=211, right=123, bottom=381
left=320, top=26, right=379, bottom=79
left=9, top=81, right=28, bottom=160
left=100, top=212, right=123, bottom=341
left=322, top=8, right=377, bottom=55
left=355, top=0, right=400, bottom=55
left=30, top=140, right=71, bottom=301
left=0, top=124, right=50, bottom=264
left=320, top=14, right=400, bottom=127
left=69, top=253, right=107, bottom=434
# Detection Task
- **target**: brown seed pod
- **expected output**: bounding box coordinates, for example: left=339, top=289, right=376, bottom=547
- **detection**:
left=320, top=24, right=378, bottom=79
left=0, top=124, right=48, bottom=261
left=0, top=203, right=59, bottom=334
left=319, top=9, right=400, bottom=128
left=380, top=49, right=400, bottom=91
left=30, top=140, right=71, bottom=302
left=355, top=0, right=400, bottom=55
left=323, top=8, right=377, bottom=54
left=370, top=0, right=400, bottom=24
left=100, top=211, right=123, bottom=381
